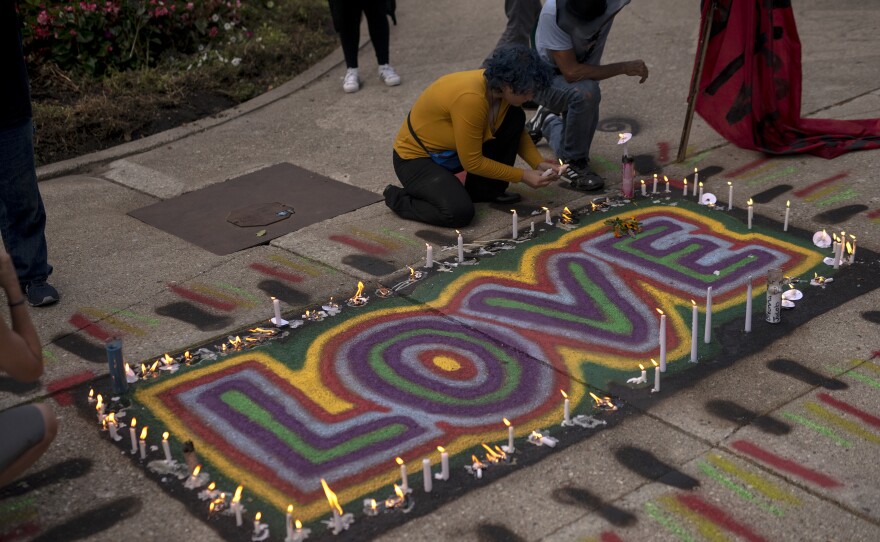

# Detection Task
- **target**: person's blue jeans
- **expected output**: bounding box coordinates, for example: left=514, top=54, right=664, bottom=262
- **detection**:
left=0, top=118, right=52, bottom=285
left=535, top=75, right=601, bottom=163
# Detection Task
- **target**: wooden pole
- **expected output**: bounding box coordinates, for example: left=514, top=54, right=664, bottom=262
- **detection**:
left=677, top=0, right=718, bottom=163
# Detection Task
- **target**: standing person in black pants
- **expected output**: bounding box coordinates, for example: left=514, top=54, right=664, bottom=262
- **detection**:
left=328, top=0, right=401, bottom=93
left=384, top=46, right=561, bottom=228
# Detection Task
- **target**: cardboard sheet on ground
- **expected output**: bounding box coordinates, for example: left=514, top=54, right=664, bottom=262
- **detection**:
left=128, top=163, right=382, bottom=255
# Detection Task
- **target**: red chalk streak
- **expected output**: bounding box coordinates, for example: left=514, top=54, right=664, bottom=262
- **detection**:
left=657, top=141, right=670, bottom=163
left=67, top=313, right=113, bottom=342
left=46, top=370, right=96, bottom=406
left=676, top=494, right=767, bottom=542
left=866, top=209, right=880, bottom=219
left=724, top=157, right=769, bottom=178
left=168, top=284, right=236, bottom=311
left=600, top=532, right=625, bottom=542
left=0, top=521, right=41, bottom=542
left=328, top=234, right=390, bottom=255
left=792, top=172, right=848, bottom=198
left=249, top=262, right=304, bottom=283
left=731, top=440, right=842, bottom=488
left=818, top=392, right=880, bottom=429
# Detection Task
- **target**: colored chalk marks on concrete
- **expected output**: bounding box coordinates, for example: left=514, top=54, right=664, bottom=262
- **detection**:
left=705, top=400, right=791, bottom=435
left=104, top=201, right=873, bottom=536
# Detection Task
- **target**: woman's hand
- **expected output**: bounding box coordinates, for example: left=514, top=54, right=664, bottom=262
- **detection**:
left=0, top=248, right=20, bottom=295
left=521, top=166, right=557, bottom=189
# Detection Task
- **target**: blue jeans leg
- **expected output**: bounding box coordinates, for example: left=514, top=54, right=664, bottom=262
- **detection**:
left=536, top=76, right=601, bottom=163
left=0, top=119, right=52, bottom=285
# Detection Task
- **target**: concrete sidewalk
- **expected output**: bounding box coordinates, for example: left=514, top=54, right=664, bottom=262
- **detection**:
left=3, top=0, right=879, bottom=540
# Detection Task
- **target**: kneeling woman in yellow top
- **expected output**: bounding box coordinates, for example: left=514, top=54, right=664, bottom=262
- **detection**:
left=384, top=45, right=562, bottom=228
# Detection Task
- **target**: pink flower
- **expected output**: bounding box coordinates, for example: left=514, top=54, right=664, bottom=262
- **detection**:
left=36, top=10, right=49, bottom=24
left=208, top=26, right=218, bottom=37
left=69, top=29, right=77, bottom=36
left=186, top=2, right=194, bottom=10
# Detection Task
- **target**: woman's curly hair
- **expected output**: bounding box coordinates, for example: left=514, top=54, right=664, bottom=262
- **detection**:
left=484, top=45, right=554, bottom=95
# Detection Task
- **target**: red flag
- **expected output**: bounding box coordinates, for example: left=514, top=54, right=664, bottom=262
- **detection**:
left=694, top=0, right=880, bottom=158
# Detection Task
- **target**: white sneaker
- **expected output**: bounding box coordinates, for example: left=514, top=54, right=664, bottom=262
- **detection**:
left=378, top=64, right=401, bottom=87
left=343, top=68, right=360, bottom=93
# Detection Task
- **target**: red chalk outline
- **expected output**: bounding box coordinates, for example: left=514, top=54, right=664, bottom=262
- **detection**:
left=731, top=440, right=842, bottom=488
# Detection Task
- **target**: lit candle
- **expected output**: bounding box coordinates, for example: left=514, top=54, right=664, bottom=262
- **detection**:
left=511, top=209, right=518, bottom=240
left=744, top=276, right=753, bottom=333
left=640, top=363, right=647, bottom=381
left=698, top=182, right=704, bottom=203
left=727, top=182, right=733, bottom=210
left=561, top=390, right=570, bottom=425
left=543, top=206, right=552, bottom=225
left=836, top=231, right=846, bottom=268
left=783, top=200, right=791, bottom=231
left=747, top=198, right=754, bottom=229
left=664, top=175, right=670, bottom=193
left=95, top=394, right=105, bottom=424
left=456, top=230, right=464, bottom=263
left=530, top=221, right=535, bottom=234
left=693, top=168, right=699, bottom=194
left=690, top=300, right=698, bottom=362
left=138, top=426, right=148, bottom=460
left=291, top=519, right=310, bottom=542
left=657, top=309, right=667, bottom=371
left=651, top=359, right=660, bottom=393
left=162, top=431, right=172, bottom=463
left=704, top=286, right=713, bottom=344
left=640, top=179, right=647, bottom=196
left=106, top=413, right=120, bottom=441
left=286, top=504, right=294, bottom=541
left=232, top=484, right=244, bottom=526
left=396, top=457, right=408, bottom=493
left=848, top=235, right=857, bottom=264
left=422, top=458, right=433, bottom=493
left=425, top=243, right=433, bottom=268
left=502, top=418, right=515, bottom=453
left=652, top=173, right=658, bottom=194
left=437, top=446, right=450, bottom=480
left=253, top=512, right=266, bottom=539
left=129, top=417, right=138, bottom=454
left=271, top=296, right=288, bottom=327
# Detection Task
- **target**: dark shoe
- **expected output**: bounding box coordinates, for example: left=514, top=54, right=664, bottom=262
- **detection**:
left=525, top=106, right=551, bottom=144
left=562, top=160, right=605, bottom=191
left=383, top=184, right=403, bottom=204
left=24, top=280, right=60, bottom=307
left=489, top=192, right=522, bottom=204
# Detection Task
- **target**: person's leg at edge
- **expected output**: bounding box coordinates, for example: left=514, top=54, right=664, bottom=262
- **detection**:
left=387, top=152, right=475, bottom=228
left=0, top=403, right=58, bottom=488
left=465, top=107, right=525, bottom=202
left=0, top=119, right=52, bottom=290
left=334, top=1, right=363, bottom=68
left=362, top=0, right=390, bottom=65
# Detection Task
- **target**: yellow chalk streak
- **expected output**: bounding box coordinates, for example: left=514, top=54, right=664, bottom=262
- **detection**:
left=804, top=402, right=880, bottom=445
left=80, top=307, right=146, bottom=336
left=268, top=255, right=323, bottom=277
left=350, top=227, right=400, bottom=249
left=189, top=283, right=255, bottom=308
left=802, top=185, right=840, bottom=203
left=706, top=454, right=800, bottom=505
left=658, top=494, right=731, bottom=542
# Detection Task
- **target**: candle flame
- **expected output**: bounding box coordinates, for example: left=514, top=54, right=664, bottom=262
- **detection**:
left=651, top=359, right=658, bottom=367
left=163, top=353, right=174, bottom=365
left=162, top=431, right=169, bottom=440
left=640, top=179, right=645, bottom=185
left=541, top=206, right=549, bottom=211
left=639, top=363, right=645, bottom=370
left=370, top=499, right=377, bottom=511
left=320, top=478, right=343, bottom=514
left=728, top=181, right=732, bottom=186
left=691, top=299, right=696, bottom=306
left=510, top=209, right=516, bottom=214
left=106, top=412, right=116, bottom=425
left=208, top=482, right=216, bottom=490
left=699, top=181, right=703, bottom=187
left=96, top=394, right=103, bottom=408
left=437, top=446, right=446, bottom=453
left=131, top=417, right=137, bottom=428
left=232, top=485, right=243, bottom=503
left=560, top=390, right=568, bottom=399
left=589, top=392, right=602, bottom=404
left=209, top=502, right=215, bottom=513
left=683, top=179, right=688, bottom=186
left=255, top=512, right=262, bottom=522
left=287, top=504, right=293, bottom=514
left=395, top=456, right=404, bottom=466
left=656, top=308, right=664, bottom=315
left=141, top=362, right=147, bottom=375
left=786, top=200, right=790, bottom=208
left=295, top=519, right=303, bottom=529
left=558, top=158, right=564, bottom=165
left=747, top=198, right=754, bottom=205
left=88, top=388, right=94, bottom=399
left=502, top=418, right=511, bottom=427
left=408, top=266, right=414, bottom=277
left=394, top=484, right=405, bottom=499
left=425, top=243, right=430, bottom=249
left=664, top=175, right=669, bottom=182
left=192, top=464, right=201, bottom=477
left=694, top=167, right=699, bottom=173
left=139, top=427, right=148, bottom=440
left=184, top=351, right=192, bottom=360
left=455, top=229, right=461, bottom=236
left=654, top=173, right=658, bottom=179
left=353, top=281, right=364, bottom=298
left=618, top=132, right=625, bottom=140
left=150, top=360, right=159, bottom=372
left=482, top=443, right=500, bottom=461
